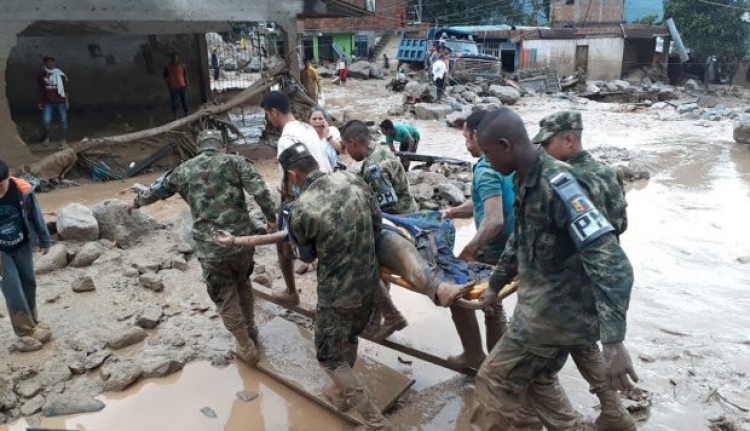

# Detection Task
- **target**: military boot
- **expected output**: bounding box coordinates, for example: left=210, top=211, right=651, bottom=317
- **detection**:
left=446, top=307, right=486, bottom=369
left=323, top=370, right=351, bottom=411
left=595, top=391, right=637, bottom=431
left=372, top=284, right=407, bottom=341
left=330, top=366, right=390, bottom=430
left=227, top=323, right=260, bottom=366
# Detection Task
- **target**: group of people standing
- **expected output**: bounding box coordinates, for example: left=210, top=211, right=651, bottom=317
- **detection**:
left=121, top=86, right=638, bottom=430
left=4, top=62, right=639, bottom=428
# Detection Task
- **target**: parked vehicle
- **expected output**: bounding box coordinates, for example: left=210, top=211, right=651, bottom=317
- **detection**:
left=396, top=27, right=502, bottom=81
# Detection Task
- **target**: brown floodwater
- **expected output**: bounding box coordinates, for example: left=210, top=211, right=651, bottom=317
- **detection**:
left=2, top=362, right=348, bottom=431
left=8, top=80, right=750, bottom=429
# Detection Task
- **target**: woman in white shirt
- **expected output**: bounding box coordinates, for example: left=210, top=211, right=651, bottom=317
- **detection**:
left=309, top=109, right=343, bottom=168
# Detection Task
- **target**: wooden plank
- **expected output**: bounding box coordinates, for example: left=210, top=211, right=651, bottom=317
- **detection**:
left=252, top=285, right=478, bottom=376
left=256, top=317, right=414, bottom=426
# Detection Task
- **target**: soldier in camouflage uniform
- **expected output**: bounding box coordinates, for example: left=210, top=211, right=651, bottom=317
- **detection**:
left=533, top=111, right=627, bottom=235
left=470, top=108, right=639, bottom=430
left=343, top=120, right=418, bottom=215
left=531, top=111, right=635, bottom=430
left=129, top=130, right=278, bottom=366
left=341, top=121, right=470, bottom=343
left=280, top=143, right=389, bottom=429
left=341, top=120, right=413, bottom=341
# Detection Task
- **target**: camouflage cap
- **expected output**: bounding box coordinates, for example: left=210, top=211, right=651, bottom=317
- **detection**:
left=531, top=111, right=583, bottom=144
left=279, top=143, right=313, bottom=171
left=196, top=129, right=224, bottom=149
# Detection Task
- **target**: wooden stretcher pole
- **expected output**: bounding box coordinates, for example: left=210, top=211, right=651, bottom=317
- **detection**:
left=380, top=269, right=519, bottom=310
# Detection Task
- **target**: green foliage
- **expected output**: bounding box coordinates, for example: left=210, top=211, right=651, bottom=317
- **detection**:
left=634, top=14, right=660, bottom=25
left=664, top=0, right=750, bottom=79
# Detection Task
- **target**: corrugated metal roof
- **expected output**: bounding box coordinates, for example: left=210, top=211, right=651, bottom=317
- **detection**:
left=469, top=24, right=669, bottom=41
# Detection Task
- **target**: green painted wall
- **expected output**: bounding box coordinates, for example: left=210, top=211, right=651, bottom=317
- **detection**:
left=332, top=33, right=353, bottom=61
left=313, top=36, right=320, bottom=62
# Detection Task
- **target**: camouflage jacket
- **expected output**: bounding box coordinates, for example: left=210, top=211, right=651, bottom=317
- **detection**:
left=135, top=149, right=278, bottom=259
left=568, top=151, right=628, bottom=235
left=489, top=151, right=633, bottom=345
left=289, top=170, right=381, bottom=309
left=361, top=144, right=418, bottom=215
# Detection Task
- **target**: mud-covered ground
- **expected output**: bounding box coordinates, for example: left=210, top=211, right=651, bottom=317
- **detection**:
left=2, top=77, right=750, bottom=430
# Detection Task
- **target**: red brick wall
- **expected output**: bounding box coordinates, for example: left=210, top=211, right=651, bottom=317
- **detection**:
left=298, top=0, right=406, bottom=32
left=550, top=0, right=624, bottom=27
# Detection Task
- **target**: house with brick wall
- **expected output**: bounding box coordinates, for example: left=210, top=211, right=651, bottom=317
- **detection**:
left=550, top=0, right=625, bottom=28
left=297, top=0, right=415, bottom=65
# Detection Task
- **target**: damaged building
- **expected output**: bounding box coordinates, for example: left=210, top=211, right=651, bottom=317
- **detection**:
left=0, top=0, right=368, bottom=168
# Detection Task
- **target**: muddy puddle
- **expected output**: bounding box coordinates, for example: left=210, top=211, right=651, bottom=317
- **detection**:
left=5, top=78, right=750, bottom=429
left=2, top=362, right=348, bottom=431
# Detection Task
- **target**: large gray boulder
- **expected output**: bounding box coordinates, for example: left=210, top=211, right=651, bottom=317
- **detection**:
left=102, top=360, right=143, bottom=392
left=488, top=85, right=521, bottom=105
left=56, top=204, right=99, bottom=242
left=92, top=200, right=159, bottom=248
left=347, top=61, right=372, bottom=80
left=369, top=64, right=384, bottom=79
left=43, top=393, right=105, bottom=417
left=404, top=81, right=437, bottom=102
left=35, top=243, right=69, bottom=274
left=733, top=115, right=750, bottom=144
left=446, top=110, right=471, bottom=129
left=414, top=103, right=453, bottom=121
left=70, top=241, right=107, bottom=267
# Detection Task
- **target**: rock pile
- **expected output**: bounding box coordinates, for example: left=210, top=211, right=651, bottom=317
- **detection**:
left=653, top=101, right=745, bottom=123
left=406, top=165, right=472, bottom=211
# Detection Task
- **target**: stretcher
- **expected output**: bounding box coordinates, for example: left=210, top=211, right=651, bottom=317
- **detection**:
left=379, top=267, right=518, bottom=310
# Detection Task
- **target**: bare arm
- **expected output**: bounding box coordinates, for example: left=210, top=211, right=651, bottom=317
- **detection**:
left=442, top=200, right=473, bottom=219
left=459, top=195, right=504, bottom=262
left=214, top=230, right=286, bottom=247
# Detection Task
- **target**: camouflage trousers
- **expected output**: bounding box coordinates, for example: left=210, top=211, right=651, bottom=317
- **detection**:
left=471, top=336, right=583, bottom=431
left=315, top=303, right=374, bottom=371
left=199, top=250, right=258, bottom=341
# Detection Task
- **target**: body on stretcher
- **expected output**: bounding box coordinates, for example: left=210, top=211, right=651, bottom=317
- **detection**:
left=379, top=218, right=517, bottom=309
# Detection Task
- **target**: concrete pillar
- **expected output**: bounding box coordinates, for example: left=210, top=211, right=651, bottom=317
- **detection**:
left=0, top=22, right=36, bottom=167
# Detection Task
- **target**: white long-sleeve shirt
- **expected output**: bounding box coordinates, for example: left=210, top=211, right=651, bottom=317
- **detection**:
left=432, top=60, right=447, bottom=81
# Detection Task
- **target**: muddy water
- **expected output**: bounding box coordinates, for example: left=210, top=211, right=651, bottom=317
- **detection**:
left=3, top=362, right=348, bottom=431
left=12, top=78, right=750, bottom=429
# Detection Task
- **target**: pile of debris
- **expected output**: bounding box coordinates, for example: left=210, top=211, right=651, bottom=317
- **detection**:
left=406, top=164, right=472, bottom=211
left=387, top=79, right=522, bottom=124
left=652, top=97, right=748, bottom=123
left=316, top=61, right=385, bottom=80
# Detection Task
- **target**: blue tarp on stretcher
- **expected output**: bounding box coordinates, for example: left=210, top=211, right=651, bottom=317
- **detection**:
left=383, top=211, right=492, bottom=285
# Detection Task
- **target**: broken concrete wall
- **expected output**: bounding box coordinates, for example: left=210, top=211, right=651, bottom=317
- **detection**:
left=621, top=38, right=656, bottom=76
left=0, top=23, right=37, bottom=166
left=7, top=34, right=206, bottom=113
left=0, top=0, right=310, bottom=167
left=522, top=37, right=624, bottom=81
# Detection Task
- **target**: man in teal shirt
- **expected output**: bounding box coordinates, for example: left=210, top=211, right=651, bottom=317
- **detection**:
left=441, top=110, right=515, bottom=369
left=380, top=119, right=421, bottom=169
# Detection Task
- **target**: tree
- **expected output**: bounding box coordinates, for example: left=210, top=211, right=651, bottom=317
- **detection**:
left=664, top=0, right=750, bottom=83
left=634, top=14, right=660, bottom=25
